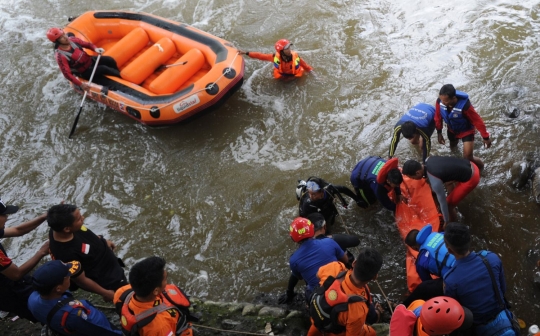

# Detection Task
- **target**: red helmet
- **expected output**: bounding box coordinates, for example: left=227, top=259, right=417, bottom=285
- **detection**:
left=275, top=39, right=291, bottom=52
left=289, top=217, right=314, bottom=242
left=420, top=297, right=468, bottom=335
left=47, top=27, right=64, bottom=42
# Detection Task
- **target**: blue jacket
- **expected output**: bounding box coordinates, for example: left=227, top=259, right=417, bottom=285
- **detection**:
left=350, top=156, right=385, bottom=206
left=289, top=238, right=345, bottom=290
left=400, top=103, right=435, bottom=129
left=438, top=91, right=474, bottom=134
left=388, top=103, right=435, bottom=163
left=28, top=291, right=121, bottom=335
left=443, top=251, right=507, bottom=325
left=415, top=224, right=455, bottom=280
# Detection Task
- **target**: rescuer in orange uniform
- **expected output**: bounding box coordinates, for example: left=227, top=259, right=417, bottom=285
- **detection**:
left=307, top=248, right=382, bottom=336
left=239, top=39, right=313, bottom=79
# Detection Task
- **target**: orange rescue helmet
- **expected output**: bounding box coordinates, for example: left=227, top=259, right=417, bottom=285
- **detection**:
left=420, top=297, right=472, bottom=335
left=47, top=27, right=64, bottom=42
left=289, top=217, right=314, bottom=242
left=275, top=39, right=291, bottom=52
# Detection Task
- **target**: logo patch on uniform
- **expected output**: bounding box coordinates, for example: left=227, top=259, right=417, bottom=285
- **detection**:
left=328, top=290, right=338, bottom=301
left=81, top=244, right=90, bottom=254
left=77, top=310, right=88, bottom=320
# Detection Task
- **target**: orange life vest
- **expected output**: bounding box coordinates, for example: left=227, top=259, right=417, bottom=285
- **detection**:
left=309, top=271, right=367, bottom=334
left=116, top=285, right=191, bottom=336
left=273, top=51, right=303, bottom=79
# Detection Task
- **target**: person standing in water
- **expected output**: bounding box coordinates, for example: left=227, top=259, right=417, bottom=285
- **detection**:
left=435, top=84, right=491, bottom=170
left=238, top=39, right=313, bottom=79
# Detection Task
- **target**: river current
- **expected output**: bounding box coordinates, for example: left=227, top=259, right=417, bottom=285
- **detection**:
left=0, top=0, right=539, bottom=325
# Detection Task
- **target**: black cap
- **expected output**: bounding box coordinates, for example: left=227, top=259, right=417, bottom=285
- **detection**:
left=0, top=198, right=19, bottom=215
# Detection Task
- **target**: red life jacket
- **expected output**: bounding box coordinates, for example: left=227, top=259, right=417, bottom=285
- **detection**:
left=115, top=285, right=191, bottom=336
left=309, top=271, right=367, bottom=334
left=55, top=39, right=93, bottom=74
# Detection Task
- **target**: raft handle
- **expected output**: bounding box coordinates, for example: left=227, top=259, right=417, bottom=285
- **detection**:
left=223, top=67, right=236, bottom=79
left=205, top=83, right=219, bottom=95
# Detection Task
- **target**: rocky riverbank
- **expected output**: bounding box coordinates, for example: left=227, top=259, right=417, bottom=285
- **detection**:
left=0, top=293, right=391, bottom=335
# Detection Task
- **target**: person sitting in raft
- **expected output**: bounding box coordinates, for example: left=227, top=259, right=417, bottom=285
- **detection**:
left=401, top=156, right=480, bottom=226
left=297, top=177, right=359, bottom=228
left=401, top=224, right=455, bottom=306
left=278, top=217, right=348, bottom=305
left=46, top=27, right=121, bottom=92
left=389, top=296, right=473, bottom=336
left=350, top=156, right=404, bottom=211
left=435, top=84, right=492, bottom=170
left=27, top=260, right=122, bottom=336
left=388, top=103, right=436, bottom=163
left=238, top=39, right=313, bottom=79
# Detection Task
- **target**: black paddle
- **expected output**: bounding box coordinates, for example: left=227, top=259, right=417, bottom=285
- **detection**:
left=68, top=54, right=101, bottom=139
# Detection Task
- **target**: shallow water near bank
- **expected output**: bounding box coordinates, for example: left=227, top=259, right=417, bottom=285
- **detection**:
left=0, top=0, right=539, bottom=327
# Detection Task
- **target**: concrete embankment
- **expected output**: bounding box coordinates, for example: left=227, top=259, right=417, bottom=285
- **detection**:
left=0, top=295, right=390, bottom=335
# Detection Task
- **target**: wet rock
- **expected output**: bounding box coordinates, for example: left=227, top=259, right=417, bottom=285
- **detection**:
left=512, top=161, right=531, bottom=189
left=258, top=306, right=286, bottom=318
left=508, top=107, right=520, bottom=118
left=204, top=300, right=230, bottom=308
left=242, top=303, right=259, bottom=316
left=221, top=319, right=242, bottom=330
left=286, top=310, right=303, bottom=319
left=228, top=303, right=245, bottom=312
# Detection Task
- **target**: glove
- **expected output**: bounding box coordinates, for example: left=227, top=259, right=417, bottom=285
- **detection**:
left=94, top=48, right=105, bottom=54
left=278, top=291, right=296, bottom=304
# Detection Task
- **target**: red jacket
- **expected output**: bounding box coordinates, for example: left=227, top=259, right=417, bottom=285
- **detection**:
left=54, top=37, right=97, bottom=87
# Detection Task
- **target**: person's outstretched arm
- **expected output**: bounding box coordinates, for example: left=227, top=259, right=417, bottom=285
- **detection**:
left=0, top=241, right=49, bottom=281
left=3, top=213, right=47, bottom=238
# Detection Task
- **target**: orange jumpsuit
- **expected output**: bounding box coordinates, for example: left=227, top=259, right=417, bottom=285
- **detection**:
left=246, top=51, right=313, bottom=78
left=307, top=262, right=377, bottom=336
left=114, top=285, right=192, bottom=336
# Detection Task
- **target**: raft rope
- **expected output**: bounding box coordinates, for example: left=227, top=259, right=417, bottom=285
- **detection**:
left=88, top=51, right=242, bottom=112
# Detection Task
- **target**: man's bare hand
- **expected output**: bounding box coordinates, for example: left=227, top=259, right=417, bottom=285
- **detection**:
left=437, top=133, right=445, bottom=145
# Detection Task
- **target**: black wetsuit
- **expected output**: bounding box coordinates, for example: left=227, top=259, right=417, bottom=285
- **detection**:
left=298, top=185, right=358, bottom=226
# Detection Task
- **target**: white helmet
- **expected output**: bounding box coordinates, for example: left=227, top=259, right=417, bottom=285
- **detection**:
left=296, top=180, right=307, bottom=200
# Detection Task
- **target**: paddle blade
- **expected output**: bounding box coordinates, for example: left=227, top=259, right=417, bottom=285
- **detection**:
left=68, top=106, right=83, bottom=139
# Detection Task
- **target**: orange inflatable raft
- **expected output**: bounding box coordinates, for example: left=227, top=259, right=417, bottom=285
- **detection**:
left=378, top=159, right=441, bottom=292
left=63, top=11, right=244, bottom=126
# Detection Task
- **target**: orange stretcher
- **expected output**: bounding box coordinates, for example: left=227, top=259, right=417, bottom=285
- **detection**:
left=64, top=11, right=244, bottom=125
left=378, top=159, right=441, bottom=292
left=395, top=175, right=441, bottom=292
